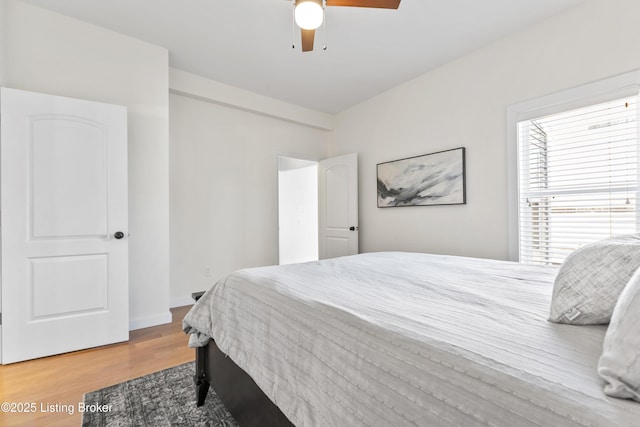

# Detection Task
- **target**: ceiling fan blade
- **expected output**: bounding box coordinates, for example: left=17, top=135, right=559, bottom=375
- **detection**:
left=325, top=0, right=400, bottom=9
left=301, top=29, right=315, bottom=52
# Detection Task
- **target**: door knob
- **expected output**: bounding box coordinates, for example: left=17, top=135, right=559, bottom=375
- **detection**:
left=114, top=231, right=125, bottom=239
left=349, top=226, right=359, bottom=231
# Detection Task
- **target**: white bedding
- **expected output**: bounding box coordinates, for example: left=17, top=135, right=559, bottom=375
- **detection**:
left=183, top=252, right=640, bottom=426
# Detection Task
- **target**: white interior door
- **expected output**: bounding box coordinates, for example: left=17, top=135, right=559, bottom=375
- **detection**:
left=1, top=88, right=129, bottom=364
left=319, top=153, right=359, bottom=259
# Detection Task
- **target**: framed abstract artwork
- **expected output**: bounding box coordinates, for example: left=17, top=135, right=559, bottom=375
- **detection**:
left=377, top=147, right=466, bottom=207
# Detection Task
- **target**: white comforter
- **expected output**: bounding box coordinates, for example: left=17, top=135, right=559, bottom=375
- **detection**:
left=183, top=252, right=640, bottom=426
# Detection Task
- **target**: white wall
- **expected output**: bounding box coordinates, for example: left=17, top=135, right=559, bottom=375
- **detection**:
left=330, top=0, right=640, bottom=261
left=0, top=0, right=6, bottom=86
left=278, top=158, right=319, bottom=265
left=4, top=0, right=171, bottom=329
left=169, top=90, right=328, bottom=306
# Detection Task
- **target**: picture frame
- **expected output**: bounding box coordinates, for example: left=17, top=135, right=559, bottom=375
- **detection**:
left=377, top=147, right=466, bottom=207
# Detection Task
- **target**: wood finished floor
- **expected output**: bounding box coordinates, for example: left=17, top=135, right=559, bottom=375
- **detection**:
left=0, top=305, right=195, bottom=427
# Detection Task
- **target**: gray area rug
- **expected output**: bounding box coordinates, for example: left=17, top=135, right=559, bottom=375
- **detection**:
left=82, top=361, right=238, bottom=426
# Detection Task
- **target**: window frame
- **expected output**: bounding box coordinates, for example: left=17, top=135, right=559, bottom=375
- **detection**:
left=506, top=70, right=640, bottom=262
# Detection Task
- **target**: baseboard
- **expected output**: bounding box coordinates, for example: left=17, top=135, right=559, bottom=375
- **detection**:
left=129, top=311, right=173, bottom=331
left=170, top=294, right=196, bottom=308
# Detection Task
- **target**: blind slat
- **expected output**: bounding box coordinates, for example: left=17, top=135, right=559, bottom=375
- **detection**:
left=518, top=94, right=639, bottom=265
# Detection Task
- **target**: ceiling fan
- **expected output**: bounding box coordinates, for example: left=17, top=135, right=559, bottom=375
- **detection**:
left=291, top=0, right=401, bottom=52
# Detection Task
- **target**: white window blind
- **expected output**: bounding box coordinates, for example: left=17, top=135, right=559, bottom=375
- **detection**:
left=518, top=94, right=639, bottom=265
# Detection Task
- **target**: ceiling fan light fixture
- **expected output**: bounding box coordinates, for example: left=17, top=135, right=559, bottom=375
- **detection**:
left=295, top=0, right=324, bottom=30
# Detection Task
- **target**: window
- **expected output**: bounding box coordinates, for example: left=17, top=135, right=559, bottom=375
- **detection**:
left=516, top=94, right=639, bottom=265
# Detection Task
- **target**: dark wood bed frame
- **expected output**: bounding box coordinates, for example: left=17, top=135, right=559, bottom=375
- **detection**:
left=194, top=339, right=295, bottom=427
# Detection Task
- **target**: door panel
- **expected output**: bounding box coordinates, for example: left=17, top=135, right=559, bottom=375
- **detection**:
left=31, top=116, right=108, bottom=238
left=325, top=165, right=350, bottom=228
left=1, top=88, right=129, bottom=364
left=325, top=237, right=351, bottom=260
left=30, top=254, right=108, bottom=319
left=319, top=153, right=358, bottom=259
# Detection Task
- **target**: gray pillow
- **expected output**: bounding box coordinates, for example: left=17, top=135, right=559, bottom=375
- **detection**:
left=548, top=234, right=640, bottom=324
left=597, top=267, right=640, bottom=401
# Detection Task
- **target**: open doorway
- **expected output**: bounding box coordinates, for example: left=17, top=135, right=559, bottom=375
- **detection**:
left=277, top=156, right=319, bottom=265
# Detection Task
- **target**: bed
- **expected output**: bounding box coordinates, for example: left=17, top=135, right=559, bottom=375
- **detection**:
left=182, top=252, right=640, bottom=426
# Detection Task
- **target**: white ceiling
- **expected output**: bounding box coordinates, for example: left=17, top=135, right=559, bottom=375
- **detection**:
left=20, top=0, right=585, bottom=114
